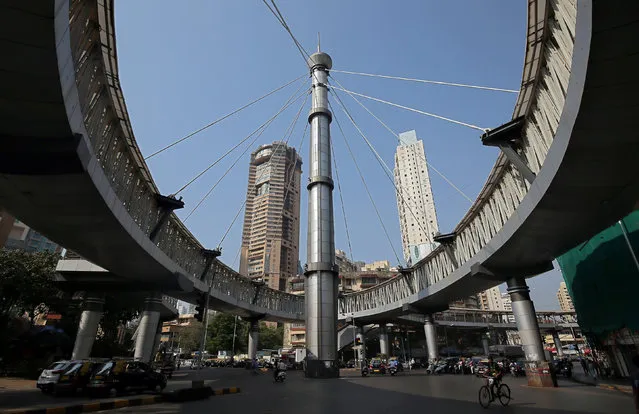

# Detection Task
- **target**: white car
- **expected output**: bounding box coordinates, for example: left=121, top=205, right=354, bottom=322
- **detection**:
left=37, top=360, right=73, bottom=393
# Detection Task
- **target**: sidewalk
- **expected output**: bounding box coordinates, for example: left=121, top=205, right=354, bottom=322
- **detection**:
left=571, top=373, right=633, bottom=395
left=0, top=378, right=36, bottom=391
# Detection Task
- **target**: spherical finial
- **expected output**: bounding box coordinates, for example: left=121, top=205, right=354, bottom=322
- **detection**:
left=307, top=52, right=332, bottom=70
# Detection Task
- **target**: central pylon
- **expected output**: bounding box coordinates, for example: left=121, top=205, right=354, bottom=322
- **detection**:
left=304, top=49, right=339, bottom=378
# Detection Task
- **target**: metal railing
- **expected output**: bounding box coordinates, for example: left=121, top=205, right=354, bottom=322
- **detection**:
left=68, top=0, right=303, bottom=319
left=339, top=0, right=576, bottom=316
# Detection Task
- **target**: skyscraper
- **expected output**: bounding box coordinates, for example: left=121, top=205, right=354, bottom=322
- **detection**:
left=239, top=142, right=302, bottom=292
left=394, top=130, right=439, bottom=264
left=557, top=282, right=575, bottom=312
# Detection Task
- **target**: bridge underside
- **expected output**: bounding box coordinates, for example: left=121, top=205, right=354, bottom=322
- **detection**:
left=345, top=0, right=639, bottom=321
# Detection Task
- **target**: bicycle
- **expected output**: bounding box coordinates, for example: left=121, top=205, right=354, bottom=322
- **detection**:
left=478, top=376, right=511, bottom=408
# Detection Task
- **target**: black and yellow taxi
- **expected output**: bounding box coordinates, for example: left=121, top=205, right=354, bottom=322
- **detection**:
left=87, top=359, right=167, bottom=397
left=54, top=359, right=101, bottom=395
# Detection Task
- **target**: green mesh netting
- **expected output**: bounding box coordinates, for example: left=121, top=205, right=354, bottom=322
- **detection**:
left=557, top=210, right=639, bottom=339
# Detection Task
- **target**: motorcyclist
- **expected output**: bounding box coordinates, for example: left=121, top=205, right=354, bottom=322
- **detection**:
left=274, top=358, right=287, bottom=381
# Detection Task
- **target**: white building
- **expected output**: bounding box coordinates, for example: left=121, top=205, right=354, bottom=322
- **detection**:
left=394, top=130, right=439, bottom=264
left=478, top=286, right=504, bottom=311
left=501, top=293, right=516, bottom=323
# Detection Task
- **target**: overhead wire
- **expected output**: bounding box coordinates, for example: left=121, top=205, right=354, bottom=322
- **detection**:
left=217, top=90, right=310, bottom=272
left=183, top=86, right=310, bottom=222
left=261, top=0, right=311, bottom=65
left=331, top=69, right=519, bottom=94
left=329, top=101, right=403, bottom=266
left=329, top=84, right=487, bottom=132
left=329, top=89, right=432, bottom=241
left=329, top=75, right=474, bottom=204
left=173, top=80, right=308, bottom=197
left=145, top=74, right=306, bottom=160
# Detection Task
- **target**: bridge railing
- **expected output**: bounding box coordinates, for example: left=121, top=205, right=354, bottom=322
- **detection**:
left=68, top=0, right=303, bottom=318
left=339, top=0, right=576, bottom=316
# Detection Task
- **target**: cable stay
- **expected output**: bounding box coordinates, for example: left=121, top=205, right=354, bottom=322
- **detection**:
left=183, top=88, right=310, bottom=222
left=145, top=74, right=306, bottom=160
left=329, top=90, right=432, bottom=241
left=282, top=122, right=309, bottom=213
left=329, top=76, right=474, bottom=204
left=331, top=69, right=519, bottom=94
left=330, top=136, right=355, bottom=265
left=328, top=84, right=487, bottom=132
left=173, top=81, right=308, bottom=198
left=330, top=101, right=403, bottom=266
left=262, top=0, right=311, bottom=65
left=215, top=93, right=309, bottom=273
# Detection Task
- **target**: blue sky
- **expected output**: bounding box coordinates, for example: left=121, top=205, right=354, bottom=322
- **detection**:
left=114, top=0, right=563, bottom=309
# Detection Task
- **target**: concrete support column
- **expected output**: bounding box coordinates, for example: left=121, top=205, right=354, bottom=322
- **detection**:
left=151, top=322, right=163, bottom=361
left=552, top=331, right=564, bottom=358
left=482, top=335, right=490, bottom=356
left=134, top=293, right=162, bottom=363
left=379, top=325, right=389, bottom=357
left=248, top=320, right=259, bottom=360
left=507, top=278, right=546, bottom=362
left=71, top=294, right=105, bottom=359
left=356, top=326, right=365, bottom=362
left=424, top=315, right=438, bottom=362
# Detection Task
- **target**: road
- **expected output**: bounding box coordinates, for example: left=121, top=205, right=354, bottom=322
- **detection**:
left=110, top=368, right=634, bottom=414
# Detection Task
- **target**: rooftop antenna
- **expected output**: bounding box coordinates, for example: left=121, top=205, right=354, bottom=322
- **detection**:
left=317, top=32, right=320, bottom=52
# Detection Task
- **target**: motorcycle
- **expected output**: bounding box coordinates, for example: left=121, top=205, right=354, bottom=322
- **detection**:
left=361, top=365, right=369, bottom=377
left=275, top=370, right=287, bottom=383
left=389, top=365, right=398, bottom=376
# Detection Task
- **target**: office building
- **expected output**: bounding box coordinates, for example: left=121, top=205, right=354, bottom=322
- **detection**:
left=239, top=142, right=302, bottom=291
left=478, top=286, right=504, bottom=311
left=557, top=282, right=575, bottom=312
left=0, top=211, right=61, bottom=253
left=394, top=130, right=439, bottom=265
left=501, top=293, right=516, bottom=323
left=360, top=259, right=391, bottom=272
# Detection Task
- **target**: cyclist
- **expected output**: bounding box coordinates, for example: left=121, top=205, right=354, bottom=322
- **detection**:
left=484, top=356, right=504, bottom=401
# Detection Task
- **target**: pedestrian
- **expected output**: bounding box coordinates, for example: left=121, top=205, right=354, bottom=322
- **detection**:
left=580, top=357, right=589, bottom=376
left=631, top=355, right=639, bottom=414
left=588, top=358, right=597, bottom=381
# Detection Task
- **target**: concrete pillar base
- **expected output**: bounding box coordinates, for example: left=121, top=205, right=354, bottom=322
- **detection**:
left=248, top=319, right=259, bottom=360
left=71, top=294, right=105, bottom=360
left=304, top=359, right=340, bottom=378
left=379, top=325, right=389, bottom=357
left=134, top=293, right=162, bottom=363
left=424, top=315, right=438, bottom=362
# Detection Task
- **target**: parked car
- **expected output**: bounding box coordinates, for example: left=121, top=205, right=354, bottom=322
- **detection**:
left=87, top=360, right=166, bottom=397
left=54, top=360, right=101, bottom=396
left=37, top=361, right=73, bottom=393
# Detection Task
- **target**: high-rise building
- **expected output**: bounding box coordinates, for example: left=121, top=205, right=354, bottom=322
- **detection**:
left=239, top=142, right=302, bottom=291
left=557, top=282, right=575, bottom=312
left=501, top=292, right=516, bottom=323
left=394, top=130, right=439, bottom=265
left=478, top=286, right=504, bottom=311
left=0, top=211, right=61, bottom=253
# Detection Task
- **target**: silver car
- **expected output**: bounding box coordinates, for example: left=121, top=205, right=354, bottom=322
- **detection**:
left=37, top=360, right=72, bottom=393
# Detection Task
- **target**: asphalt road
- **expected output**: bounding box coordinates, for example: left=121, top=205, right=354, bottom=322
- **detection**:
left=109, top=368, right=634, bottom=414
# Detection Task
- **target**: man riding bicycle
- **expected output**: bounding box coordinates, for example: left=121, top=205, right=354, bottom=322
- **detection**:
left=484, top=356, right=504, bottom=401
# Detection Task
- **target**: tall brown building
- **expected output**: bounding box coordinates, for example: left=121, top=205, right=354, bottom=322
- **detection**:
left=239, top=142, right=302, bottom=291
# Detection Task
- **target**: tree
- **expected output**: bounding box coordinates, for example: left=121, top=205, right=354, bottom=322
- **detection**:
left=205, top=313, right=248, bottom=355
left=0, top=249, right=60, bottom=324
left=258, top=322, right=283, bottom=350
left=177, top=322, right=203, bottom=353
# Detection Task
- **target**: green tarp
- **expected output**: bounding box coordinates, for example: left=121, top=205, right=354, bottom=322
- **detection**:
left=557, top=210, right=639, bottom=339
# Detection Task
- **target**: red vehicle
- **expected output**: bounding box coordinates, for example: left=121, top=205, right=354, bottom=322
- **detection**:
left=369, top=358, right=386, bottom=375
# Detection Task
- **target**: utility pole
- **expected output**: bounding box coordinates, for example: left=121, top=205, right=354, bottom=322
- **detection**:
left=304, top=46, right=339, bottom=378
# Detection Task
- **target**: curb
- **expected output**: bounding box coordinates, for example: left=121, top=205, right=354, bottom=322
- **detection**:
left=0, top=387, right=241, bottom=414
left=0, top=395, right=162, bottom=414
